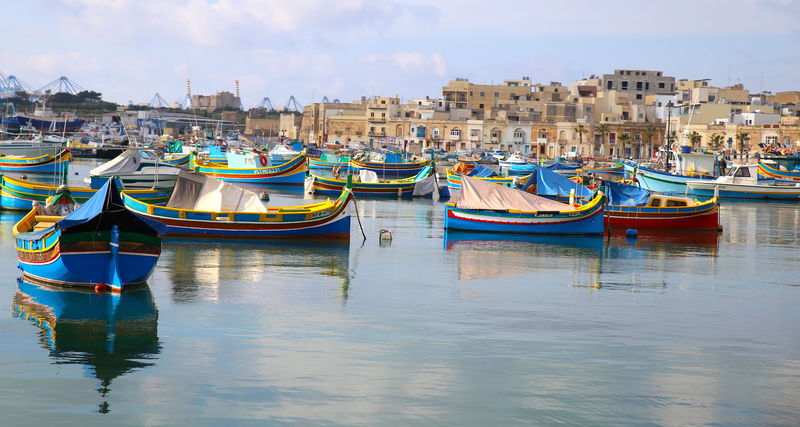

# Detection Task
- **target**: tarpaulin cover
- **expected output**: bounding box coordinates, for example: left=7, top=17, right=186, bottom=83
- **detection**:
left=455, top=175, right=573, bottom=212
left=58, top=178, right=166, bottom=235
left=467, top=164, right=498, bottom=178
left=358, top=170, right=380, bottom=183
left=413, top=175, right=439, bottom=200
left=167, top=170, right=267, bottom=212
left=89, top=150, right=142, bottom=176
left=536, top=165, right=592, bottom=200
left=605, top=180, right=651, bottom=207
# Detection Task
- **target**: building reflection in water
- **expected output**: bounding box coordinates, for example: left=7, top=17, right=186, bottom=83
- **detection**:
left=161, top=239, right=351, bottom=304
left=10, top=280, right=159, bottom=414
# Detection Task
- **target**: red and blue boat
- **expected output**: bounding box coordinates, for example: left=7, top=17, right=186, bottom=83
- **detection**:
left=13, top=179, right=166, bottom=292
left=193, top=152, right=307, bottom=185
left=444, top=175, right=605, bottom=234
left=0, top=149, right=71, bottom=174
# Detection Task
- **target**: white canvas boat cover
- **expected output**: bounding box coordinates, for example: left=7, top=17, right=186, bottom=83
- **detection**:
left=358, top=170, right=380, bottom=183
left=455, top=175, right=574, bottom=212
left=413, top=175, right=440, bottom=201
left=166, top=170, right=267, bottom=213
left=90, top=150, right=142, bottom=176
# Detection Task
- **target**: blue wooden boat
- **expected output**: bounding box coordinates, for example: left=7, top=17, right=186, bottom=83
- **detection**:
left=123, top=171, right=352, bottom=239
left=0, top=174, right=171, bottom=211
left=13, top=179, right=166, bottom=292
left=757, top=160, right=800, bottom=182
left=446, top=164, right=524, bottom=192
left=308, top=152, right=350, bottom=170
left=0, top=149, right=71, bottom=174
left=349, top=151, right=429, bottom=178
left=309, top=166, right=435, bottom=198
left=625, top=163, right=715, bottom=194
left=444, top=175, right=605, bottom=234
left=689, top=164, right=800, bottom=200
left=193, top=152, right=307, bottom=185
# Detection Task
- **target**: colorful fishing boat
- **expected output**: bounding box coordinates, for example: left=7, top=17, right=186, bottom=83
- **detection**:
left=624, top=163, right=715, bottom=194
left=349, top=151, right=429, bottom=179
left=13, top=179, right=166, bottom=292
left=0, top=175, right=170, bottom=210
left=446, top=163, right=521, bottom=192
left=498, top=153, right=529, bottom=169
left=582, top=162, right=624, bottom=174
left=161, top=151, right=191, bottom=166
left=193, top=152, right=307, bottom=185
left=123, top=171, right=352, bottom=239
left=308, top=166, right=436, bottom=198
left=444, top=175, right=605, bottom=234
left=308, top=152, right=350, bottom=170
left=756, top=160, right=800, bottom=182
left=688, top=164, right=800, bottom=200
left=603, top=180, right=720, bottom=230
left=0, top=149, right=71, bottom=174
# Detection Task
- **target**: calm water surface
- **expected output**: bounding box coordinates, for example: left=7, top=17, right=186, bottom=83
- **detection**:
left=0, top=160, right=798, bottom=425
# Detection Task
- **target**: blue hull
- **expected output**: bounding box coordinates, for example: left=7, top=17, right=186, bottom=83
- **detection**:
left=159, top=216, right=351, bottom=238
left=444, top=205, right=604, bottom=235
left=20, top=251, right=159, bottom=289
left=692, top=187, right=800, bottom=201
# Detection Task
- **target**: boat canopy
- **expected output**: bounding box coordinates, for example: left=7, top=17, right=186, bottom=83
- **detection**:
left=468, top=164, right=498, bottom=178
left=358, top=170, right=380, bottom=183
left=455, top=175, right=574, bottom=212
left=58, top=178, right=166, bottom=235
left=90, top=150, right=144, bottom=176
left=166, top=170, right=267, bottom=213
left=605, top=181, right=650, bottom=207
left=536, top=166, right=593, bottom=200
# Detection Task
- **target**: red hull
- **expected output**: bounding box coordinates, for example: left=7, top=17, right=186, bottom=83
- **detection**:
left=605, top=207, right=720, bottom=230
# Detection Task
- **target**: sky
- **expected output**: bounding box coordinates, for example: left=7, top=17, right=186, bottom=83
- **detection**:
left=3, top=0, right=799, bottom=108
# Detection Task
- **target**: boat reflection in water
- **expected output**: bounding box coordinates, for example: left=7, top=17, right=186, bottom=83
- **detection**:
left=10, top=280, right=159, bottom=414
left=605, top=229, right=720, bottom=257
left=444, top=231, right=605, bottom=280
left=162, top=239, right=351, bottom=303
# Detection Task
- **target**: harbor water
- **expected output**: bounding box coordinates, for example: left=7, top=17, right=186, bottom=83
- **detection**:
left=0, top=159, right=798, bottom=425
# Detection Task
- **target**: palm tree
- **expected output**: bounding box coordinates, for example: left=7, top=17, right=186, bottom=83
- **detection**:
left=595, top=124, right=609, bottom=158
left=618, top=133, right=631, bottom=158
left=709, top=133, right=724, bottom=151
left=642, top=125, right=657, bottom=158
left=576, top=124, right=588, bottom=151
left=688, top=131, right=702, bottom=148
left=736, top=132, right=750, bottom=160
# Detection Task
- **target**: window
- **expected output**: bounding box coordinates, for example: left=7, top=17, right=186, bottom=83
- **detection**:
left=470, top=129, right=480, bottom=137
left=538, top=130, right=548, bottom=139
left=381, top=112, right=385, bottom=117
left=479, top=92, right=485, bottom=97
left=666, top=199, right=688, bottom=207
left=381, top=127, right=385, bottom=133
left=381, top=100, right=386, bottom=104
left=636, top=82, right=643, bottom=90
left=370, top=127, right=375, bottom=133
left=469, top=91, right=473, bottom=96
left=479, top=104, right=484, bottom=109
left=494, top=92, right=499, bottom=97
left=650, top=198, right=661, bottom=207
left=709, top=95, right=716, bottom=102
left=658, top=82, right=665, bottom=89
left=370, top=112, right=375, bottom=117
left=450, top=128, right=460, bottom=138
left=514, top=129, right=524, bottom=138
left=636, top=94, right=643, bottom=100
left=658, top=102, right=662, bottom=107
left=621, top=81, right=628, bottom=90
left=734, top=167, right=751, bottom=177
left=607, top=81, right=613, bottom=90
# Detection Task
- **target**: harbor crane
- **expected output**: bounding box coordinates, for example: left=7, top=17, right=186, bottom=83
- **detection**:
left=284, top=96, right=302, bottom=113
left=257, top=97, right=275, bottom=110
left=148, top=93, right=170, bottom=109
left=36, top=76, right=85, bottom=95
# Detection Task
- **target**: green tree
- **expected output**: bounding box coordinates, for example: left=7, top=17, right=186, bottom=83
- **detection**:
left=618, top=133, right=631, bottom=158
left=688, top=131, right=702, bottom=148
left=709, top=133, right=725, bottom=151
left=595, top=124, right=609, bottom=157
left=736, top=132, right=750, bottom=160
left=642, top=125, right=657, bottom=158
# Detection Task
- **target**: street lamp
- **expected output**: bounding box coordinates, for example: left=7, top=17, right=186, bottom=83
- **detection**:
left=665, top=100, right=674, bottom=172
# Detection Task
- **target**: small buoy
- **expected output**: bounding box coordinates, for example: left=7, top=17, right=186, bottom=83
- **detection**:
left=625, top=228, right=638, bottom=238
left=94, top=283, right=111, bottom=293
left=20, top=174, right=27, bottom=180
left=74, top=172, right=79, bottom=175
left=379, top=229, right=393, bottom=241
